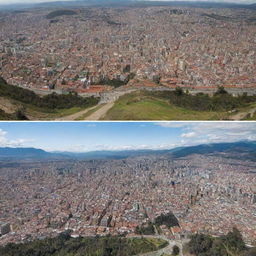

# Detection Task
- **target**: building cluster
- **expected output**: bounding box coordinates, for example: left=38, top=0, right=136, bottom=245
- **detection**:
left=0, top=6, right=256, bottom=94
left=0, top=153, right=255, bottom=246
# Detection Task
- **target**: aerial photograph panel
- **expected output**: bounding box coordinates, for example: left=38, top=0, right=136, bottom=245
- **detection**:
left=0, top=0, right=256, bottom=120
left=0, top=121, right=255, bottom=255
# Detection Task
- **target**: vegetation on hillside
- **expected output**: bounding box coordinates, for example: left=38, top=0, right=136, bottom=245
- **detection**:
left=0, top=232, right=168, bottom=256
left=102, top=91, right=227, bottom=120
left=0, top=108, right=29, bottom=120
left=159, top=86, right=256, bottom=112
left=96, top=73, right=136, bottom=88
left=135, top=212, right=179, bottom=235
left=0, top=109, right=13, bottom=120
left=154, top=212, right=179, bottom=228
left=46, top=10, right=77, bottom=19
left=185, top=227, right=256, bottom=256
left=135, top=221, right=156, bottom=235
left=0, top=77, right=99, bottom=110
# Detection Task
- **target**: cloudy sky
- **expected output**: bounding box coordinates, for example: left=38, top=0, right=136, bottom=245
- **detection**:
left=0, top=122, right=255, bottom=152
left=0, top=0, right=255, bottom=5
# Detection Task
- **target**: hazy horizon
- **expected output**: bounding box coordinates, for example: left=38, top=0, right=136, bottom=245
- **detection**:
left=0, top=0, right=255, bottom=6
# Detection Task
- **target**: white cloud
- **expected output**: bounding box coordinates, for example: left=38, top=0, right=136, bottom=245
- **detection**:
left=154, top=122, right=189, bottom=128
left=181, top=122, right=256, bottom=145
left=85, top=124, right=96, bottom=127
left=0, top=129, right=30, bottom=147
left=155, top=122, right=256, bottom=148
left=181, top=132, right=196, bottom=138
left=58, top=122, right=256, bottom=152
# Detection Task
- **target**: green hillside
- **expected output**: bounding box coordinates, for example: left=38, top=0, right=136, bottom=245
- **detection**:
left=185, top=228, right=256, bottom=256
left=0, top=232, right=168, bottom=256
left=0, top=77, right=99, bottom=120
left=102, top=89, right=256, bottom=120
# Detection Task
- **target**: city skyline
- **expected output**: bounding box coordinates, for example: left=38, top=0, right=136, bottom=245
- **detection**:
left=0, top=122, right=255, bottom=152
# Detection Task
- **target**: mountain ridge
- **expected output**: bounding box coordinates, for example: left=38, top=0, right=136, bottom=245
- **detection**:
left=0, top=141, right=255, bottom=160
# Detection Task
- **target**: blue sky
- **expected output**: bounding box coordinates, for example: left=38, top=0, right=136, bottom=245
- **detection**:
left=0, top=0, right=255, bottom=5
left=0, top=122, right=255, bottom=152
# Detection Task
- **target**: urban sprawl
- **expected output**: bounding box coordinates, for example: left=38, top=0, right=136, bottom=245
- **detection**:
left=0, top=154, right=255, bottom=245
left=1, top=6, right=256, bottom=95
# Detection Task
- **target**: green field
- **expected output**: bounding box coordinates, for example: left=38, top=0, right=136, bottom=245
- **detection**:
left=102, top=91, right=230, bottom=120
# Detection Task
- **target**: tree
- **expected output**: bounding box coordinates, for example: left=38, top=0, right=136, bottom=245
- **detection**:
left=222, top=227, right=246, bottom=254
left=153, top=75, right=161, bottom=84
left=214, top=86, right=228, bottom=95
left=15, top=107, right=29, bottom=120
left=172, top=245, right=180, bottom=255
left=123, top=65, right=131, bottom=73
left=174, top=87, right=184, bottom=96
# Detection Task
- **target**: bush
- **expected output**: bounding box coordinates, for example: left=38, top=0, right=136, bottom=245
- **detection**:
left=166, top=87, right=256, bottom=112
left=214, top=86, right=228, bottom=96
left=135, top=222, right=155, bottom=235
left=187, top=228, right=250, bottom=256
left=172, top=245, right=180, bottom=255
left=96, top=73, right=135, bottom=88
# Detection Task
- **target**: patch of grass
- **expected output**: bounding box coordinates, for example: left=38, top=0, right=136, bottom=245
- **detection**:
left=17, top=99, right=87, bottom=120
left=102, top=91, right=229, bottom=120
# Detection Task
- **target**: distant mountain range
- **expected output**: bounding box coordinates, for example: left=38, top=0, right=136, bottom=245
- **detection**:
left=0, top=147, right=66, bottom=160
left=0, top=141, right=255, bottom=161
left=170, top=141, right=256, bottom=158
left=1, top=1, right=256, bottom=11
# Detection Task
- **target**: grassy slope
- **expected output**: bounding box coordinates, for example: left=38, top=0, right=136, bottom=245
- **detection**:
left=25, top=103, right=86, bottom=120
left=102, top=91, right=229, bottom=120
left=0, top=96, right=90, bottom=120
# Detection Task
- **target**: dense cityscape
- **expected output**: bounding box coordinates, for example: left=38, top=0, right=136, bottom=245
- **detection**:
left=0, top=0, right=256, bottom=254
left=1, top=6, right=256, bottom=95
left=0, top=153, right=255, bottom=246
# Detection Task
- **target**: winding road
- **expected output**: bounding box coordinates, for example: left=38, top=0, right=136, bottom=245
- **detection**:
left=132, top=235, right=185, bottom=256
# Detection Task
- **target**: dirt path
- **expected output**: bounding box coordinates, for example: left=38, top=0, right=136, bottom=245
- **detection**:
left=54, top=105, right=99, bottom=121
left=229, top=107, right=256, bottom=120
left=84, top=102, right=114, bottom=120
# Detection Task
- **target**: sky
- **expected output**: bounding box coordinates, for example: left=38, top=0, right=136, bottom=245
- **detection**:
left=0, top=122, right=255, bottom=152
left=0, top=0, right=255, bottom=5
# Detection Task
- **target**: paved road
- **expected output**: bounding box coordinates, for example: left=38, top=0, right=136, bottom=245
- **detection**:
left=131, top=235, right=185, bottom=256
